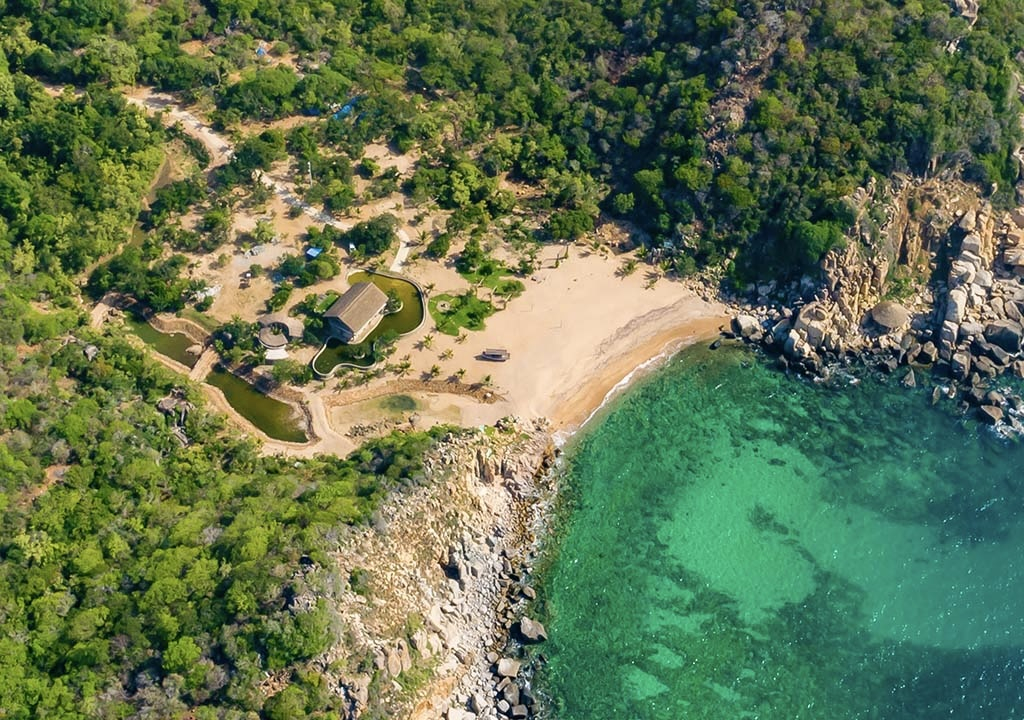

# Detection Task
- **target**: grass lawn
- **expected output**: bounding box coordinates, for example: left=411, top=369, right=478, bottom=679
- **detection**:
left=429, top=292, right=495, bottom=335
left=458, top=267, right=525, bottom=298
left=313, top=290, right=341, bottom=314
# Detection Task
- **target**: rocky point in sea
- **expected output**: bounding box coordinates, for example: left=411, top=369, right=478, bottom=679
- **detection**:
left=724, top=196, right=1024, bottom=435
left=315, top=417, right=558, bottom=720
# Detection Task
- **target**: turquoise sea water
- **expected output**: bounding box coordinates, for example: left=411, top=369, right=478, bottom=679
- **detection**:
left=536, top=344, right=1024, bottom=719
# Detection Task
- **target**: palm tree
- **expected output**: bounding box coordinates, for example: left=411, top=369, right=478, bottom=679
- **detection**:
left=440, top=349, right=453, bottom=360
left=428, top=364, right=441, bottom=379
left=455, top=368, right=466, bottom=381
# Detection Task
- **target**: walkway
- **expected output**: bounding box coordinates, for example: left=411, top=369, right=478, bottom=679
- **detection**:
left=188, top=348, right=218, bottom=382
left=390, top=228, right=413, bottom=273
left=125, top=91, right=233, bottom=168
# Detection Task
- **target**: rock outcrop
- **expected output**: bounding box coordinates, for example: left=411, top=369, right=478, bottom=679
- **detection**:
left=313, top=419, right=555, bottom=720
left=728, top=174, right=1024, bottom=432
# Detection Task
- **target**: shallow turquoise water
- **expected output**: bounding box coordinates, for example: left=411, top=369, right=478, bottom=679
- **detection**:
left=536, top=344, right=1024, bottom=719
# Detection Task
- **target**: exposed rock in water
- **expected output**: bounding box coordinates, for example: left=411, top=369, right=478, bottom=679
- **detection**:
left=732, top=314, right=761, bottom=339
left=901, top=369, right=916, bottom=388
left=951, top=351, right=972, bottom=380
left=978, top=405, right=1004, bottom=425
left=985, top=320, right=1024, bottom=353
left=497, top=658, right=521, bottom=678
left=516, top=616, right=548, bottom=644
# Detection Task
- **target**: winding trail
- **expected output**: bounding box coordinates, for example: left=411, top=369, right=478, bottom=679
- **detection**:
left=127, top=89, right=358, bottom=234
left=125, top=90, right=233, bottom=169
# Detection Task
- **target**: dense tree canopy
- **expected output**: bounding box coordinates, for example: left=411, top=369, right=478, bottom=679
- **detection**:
left=3, top=0, right=1024, bottom=716
left=7, top=0, right=1023, bottom=277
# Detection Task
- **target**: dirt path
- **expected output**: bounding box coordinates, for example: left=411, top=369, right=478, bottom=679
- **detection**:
left=90, top=292, right=119, bottom=329
left=126, top=89, right=233, bottom=168
left=390, top=229, right=413, bottom=272
left=127, top=88, right=363, bottom=236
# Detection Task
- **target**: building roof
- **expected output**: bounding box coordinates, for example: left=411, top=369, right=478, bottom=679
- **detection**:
left=256, top=312, right=305, bottom=339
left=258, top=327, right=288, bottom=349
left=324, top=282, right=388, bottom=332
left=305, top=246, right=323, bottom=259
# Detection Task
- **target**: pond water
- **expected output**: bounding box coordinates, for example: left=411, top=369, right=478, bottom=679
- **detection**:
left=124, top=313, right=198, bottom=368
left=312, top=271, right=424, bottom=376
left=206, top=366, right=308, bottom=443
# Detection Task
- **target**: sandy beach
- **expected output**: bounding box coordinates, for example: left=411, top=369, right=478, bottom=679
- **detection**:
left=389, top=243, right=730, bottom=435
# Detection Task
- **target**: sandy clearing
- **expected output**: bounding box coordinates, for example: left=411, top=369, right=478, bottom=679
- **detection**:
left=393, top=244, right=729, bottom=434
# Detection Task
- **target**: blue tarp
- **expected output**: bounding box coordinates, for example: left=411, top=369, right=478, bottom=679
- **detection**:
left=305, top=247, right=323, bottom=259
left=332, top=96, right=362, bottom=120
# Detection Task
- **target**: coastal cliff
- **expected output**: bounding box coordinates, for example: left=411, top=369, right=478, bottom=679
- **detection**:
left=312, top=419, right=555, bottom=719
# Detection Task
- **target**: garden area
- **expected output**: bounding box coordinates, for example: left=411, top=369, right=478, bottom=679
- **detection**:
left=429, top=291, right=496, bottom=336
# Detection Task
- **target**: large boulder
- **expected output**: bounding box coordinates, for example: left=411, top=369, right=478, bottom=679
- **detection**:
left=794, top=302, right=830, bottom=348
left=732, top=314, right=761, bottom=339
left=870, top=301, right=910, bottom=331
left=951, top=351, right=972, bottom=380
left=961, top=232, right=983, bottom=256
left=950, top=259, right=976, bottom=287
left=973, top=355, right=998, bottom=378
left=973, top=268, right=994, bottom=289
left=497, top=658, right=521, bottom=678
left=984, top=320, right=1024, bottom=353
left=978, top=405, right=1004, bottom=425
left=946, top=288, right=968, bottom=324
left=1004, top=246, right=1024, bottom=271
left=516, top=616, right=548, bottom=644
left=972, top=338, right=1010, bottom=365
left=958, top=321, right=985, bottom=343
left=938, top=321, right=958, bottom=361
left=916, top=341, right=938, bottom=365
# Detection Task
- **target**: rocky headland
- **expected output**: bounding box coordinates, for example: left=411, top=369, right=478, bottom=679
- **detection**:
left=727, top=174, right=1024, bottom=432
left=315, top=418, right=556, bottom=720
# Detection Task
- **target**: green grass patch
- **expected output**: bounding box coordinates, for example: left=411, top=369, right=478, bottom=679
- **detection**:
left=429, top=292, right=495, bottom=336
left=313, top=290, right=341, bottom=314
left=459, top=266, right=525, bottom=298
left=378, top=394, right=419, bottom=413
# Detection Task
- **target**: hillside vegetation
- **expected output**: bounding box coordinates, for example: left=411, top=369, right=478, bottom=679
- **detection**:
left=2, top=0, right=1024, bottom=717
left=5, top=0, right=1024, bottom=279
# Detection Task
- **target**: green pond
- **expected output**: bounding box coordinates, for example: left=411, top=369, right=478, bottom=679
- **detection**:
left=312, top=271, right=423, bottom=376
left=536, top=343, right=1024, bottom=719
left=206, top=366, right=308, bottom=443
left=124, top=313, right=198, bottom=368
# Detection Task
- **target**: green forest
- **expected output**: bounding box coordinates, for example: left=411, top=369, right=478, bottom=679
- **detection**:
left=3, top=0, right=1024, bottom=716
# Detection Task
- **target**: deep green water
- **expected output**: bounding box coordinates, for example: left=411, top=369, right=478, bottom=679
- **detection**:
left=536, top=344, right=1024, bottom=719
left=206, top=367, right=308, bottom=443
left=124, top=314, right=198, bottom=368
